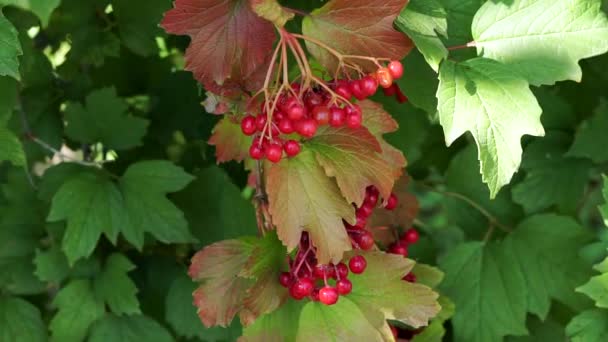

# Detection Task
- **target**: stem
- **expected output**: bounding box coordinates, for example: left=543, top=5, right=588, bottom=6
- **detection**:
left=483, top=224, right=496, bottom=243
left=283, top=7, right=309, bottom=16
left=293, top=244, right=313, bottom=276
left=447, top=42, right=476, bottom=51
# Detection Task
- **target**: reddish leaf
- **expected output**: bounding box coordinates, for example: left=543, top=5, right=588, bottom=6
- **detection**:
left=189, top=239, right=255, bottom=327
left=208, top=117, right=253, bottom=163
left=360, top=100, right=407, bottom=178
left=308, top=125, right=396, bottom=208
left=266, top=149, right=355, bottom=264
left=302, top=0, right=413, bottom=73
left=249, top=0, right=294, bottom=27
left=161, top=0, right=276, bottom=95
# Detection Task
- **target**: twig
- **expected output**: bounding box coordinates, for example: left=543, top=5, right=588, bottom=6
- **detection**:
left=483, top=223, right=495, bottom=243
left=447, top=42, right=476, bottom=51
left=283, top=7, right=309, bottom=16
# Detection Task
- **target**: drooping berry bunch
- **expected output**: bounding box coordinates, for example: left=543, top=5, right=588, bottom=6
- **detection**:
left=279, top=186, right=400, bottom=305
left=241, top=60, right=405, bottom=164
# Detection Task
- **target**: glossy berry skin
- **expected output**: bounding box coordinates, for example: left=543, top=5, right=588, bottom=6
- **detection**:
left=319, top=286, right=339, bottom=305
left=290, top=278, right=314, bottom=299
left=287, top=103, right=307, bottom=121
left=278, top=118, right=295, bottom=134
left=390, top=325, right=399, bottom=338
left=241, top=115, right=257, bottom=135
left=403, top=272, right=416, bottom=283
left=382, top=84, right=398, bottom=96
left=389, top=243, right=408, bottom=257
left=265, top=143, right=283, bottom=163
left=296, top=119, right=318, bottom=138
left=356, top=231, right=375, bottom=250
left=364, top=191, right=378, bottom=207
left=328, top=107, right=346, bottom=127
left=388, top=60, right=404, bottom=79
left=305, top=92, right=323, bottom=108
left=312, top=105, right=330, bottom=125
left=349, top=255, right=367, bottom=274
left=385, top=193, right=398, bottom=210
left=376, top=67, right=394, bottom=88
left=402, top=228, right=420, bottom=244
left=283, top=140, right=301, bottom=157
left=314, top=264, right=336, bottom=279
left=249, top=144, right=264, bottom=160
left=357, top=203, right=374, bottom=218
left=336, top=263, right=349, bottom=279
left=346, top=111, right=363, bottom=129
left=336, top=278, right=353, bottom=295
left=279, top=272, right=291, bottom=288
left=360, top=75, right=379, bottom=97
left=335, top=84, right=352, bottom=100
left=349, top=80, right=366, bottom=100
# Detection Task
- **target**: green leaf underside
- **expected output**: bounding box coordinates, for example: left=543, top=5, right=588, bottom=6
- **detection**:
left=395, top=0, right=448, bottom=71
left=48, top=161, right=196, bottom=264
left=437, top=58, right=544, bottom=197
left=472, top=0, right=608, bottom=86
left=266, top=149, right=355, bottom=264
left=440, top=214, right=593, bottom=342
left=64, top=87, right=149, bottom=150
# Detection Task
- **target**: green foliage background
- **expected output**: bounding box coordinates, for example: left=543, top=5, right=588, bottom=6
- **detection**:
left=0, top=0, right=608, bottom=341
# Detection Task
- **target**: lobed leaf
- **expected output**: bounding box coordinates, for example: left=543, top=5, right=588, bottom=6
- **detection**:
left=94, top=253, right=140, bottom=315
left=0, top=11, right=21, bottom=80
left=208, top=117, right=253, bottom=163
left=88, top=314, right=173, bottom=342
left=0, top=296, right=46, bottom=342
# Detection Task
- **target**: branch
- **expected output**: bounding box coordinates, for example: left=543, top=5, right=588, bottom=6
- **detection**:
left=447, top=41, right=476, bottom=51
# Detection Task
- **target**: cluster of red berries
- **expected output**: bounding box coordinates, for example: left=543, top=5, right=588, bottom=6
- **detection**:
left=279, top=185, right=400, bottom=305
left=241, top=61, right=405, bottom=163
left=278, top=232, right=368, bottom=305
left=388, top=228, right=420, bottom=283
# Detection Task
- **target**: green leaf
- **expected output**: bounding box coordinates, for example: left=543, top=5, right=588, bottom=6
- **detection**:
left=0, top=76, right=24, bottom=166
left=0, top=296, right=46, bottom=342
left=296, top=299, right=384, bottom=341
left=302, top=0, right=412, bottom=73
left=242, top=300, right=303, bottom=342
left=266, top=149, right=355, bottom=264
left=64, top=87, right=149, bottom=150
left=395, top=0, right=447, bottom=71
left=601, top=175, right=608, bottom=226
left=307, top=125, right=395, bottom=207
left=0, top=12, right=21, bottom=80
left=48, top=172, right=127, bottom=265
left=34, top=247, right=70, bottom=284
left=112, top=0, right=170, bottom=56
left=512, top=132, right=592, bottom=213
left=566, top=309, right=608, bottom=342
left=395, top=50, right=439, bottom=116
left=119, top=160, right=197, bottom=249
left=50, top=280, right=105, bottom=342
left=577, top=270, right=608, bottom=308
left=94, top=253, right=140, bottom=315
left=437, top=58, right=544, bottom=197
left=568, top=99, right=608, bottom=163
left=2, top=0, right=61, bottom=26
left=439, top=0, right=483, bottom=50
left=88, top=314, right=173, bottom=342
left=166, top=274, right=242, bottom=341
left=472, top=0, right=608, bottom=86
left=439, top=242, right=528, bottom=342
left=173, top=166, right=257, bottom=244
left=508, top=316, right=566, bottom=342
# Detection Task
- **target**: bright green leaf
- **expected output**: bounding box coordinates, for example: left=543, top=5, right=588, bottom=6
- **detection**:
left=94, top=253, right=140, bottom=315
left=0, top=12, right=21, bottom=80
left=50, top=280, right=105, bottom=342
left=395, top=0, right=447, bottom=71
left=242, top=300, right=303, bottom=342
left=472, top=0, right=608, bottom=86
left=437, top=58, right=544, bottom=197
left=88, top=314, right=173, bottom=342
left=568, top=99, right=608, bottom=163
left=0, top=296, right=46, bottom=342
left=566, top=309, right=608, bottom=342
left=64, top=87, right=149, bottom=150
left=577, top=271, right=608, bottom=308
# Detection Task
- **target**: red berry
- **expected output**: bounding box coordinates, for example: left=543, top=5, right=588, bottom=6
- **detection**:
left=403, top=272, right=416, bottom=283
left=335, top=84, right=352, bottom=100
left=329, top=107, right=346, bottom=127
left=312, top=105, right=330, bottom=125
left=356, top=231, right=375, bottom=250
left=360, top=75, right=378, bottom=97
left=385, top=193, right=398, bottom=210
left=319, top=286, right=339, bottom=305
left=310, top=288, right=320, bottom=301
left=388, top=60, right=404, bottom=79
left=241, top=115, right=257, bottom=135
left=279, top=272, right=291, bottom=287
left=349, top=255, right=367, bottom=274
left=346, top=110, right=362, bottom=129
left=336, top=263, right=349, bottom=279
left=403, top=228, right=419, bottom=244
left=287, top=103, right=307, bottom=121
left=396, top=91, right=409, bottom=103
left=336, top=278, right=353, bottom=295
left=296, top=118, right=318, bottom=138
left=278, top=118, right=295, bottom=134
left=349, top=80, right=366, bottom=100
left=305, top=92, right=324, bottom=109
left=354, top=213, right=367, bottom=228
left=283, top=140, right=301, bottom=157
left=314, top=264, right=336, bottom=279
left=364, top=191, right=378, bottom=207
left=265, top=143, right=283, bottom=163
left=356, top=204, right=374, bottom=218
left=280, top=96, right=298, bottom=112
left=249, top=144, right=264, bottom=160
left=376, top=67, right=394, bottom=88
left=390, top=325, right=399, bottom=338
left=290, top=277, right=314, bottom=299
left=256, top=114, right=268, bottom=131
left=273, top=111, right=285, bottom=122
left=389, top=243, right=408, bottom=257
left=382, top=84, right=398, bottom=96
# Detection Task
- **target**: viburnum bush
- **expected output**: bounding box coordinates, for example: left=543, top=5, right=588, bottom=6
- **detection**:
left=1, top=0, right=608, bottom=341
